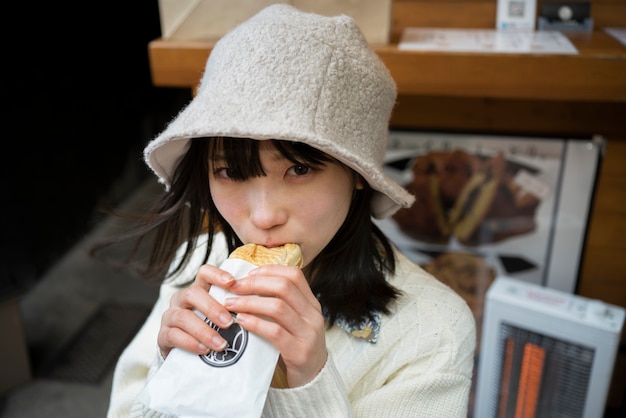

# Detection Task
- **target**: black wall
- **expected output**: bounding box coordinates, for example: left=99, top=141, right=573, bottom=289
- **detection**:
left=1, top=2, right=191, bottom=296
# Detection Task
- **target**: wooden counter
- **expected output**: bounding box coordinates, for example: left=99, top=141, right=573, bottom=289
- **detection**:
left=149, top=32, right=626, bottom=102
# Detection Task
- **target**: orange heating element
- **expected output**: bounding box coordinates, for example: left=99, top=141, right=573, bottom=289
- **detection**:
left=515, top=342, right=545, bottom=418
left=498, top=338, right=515, bottom=418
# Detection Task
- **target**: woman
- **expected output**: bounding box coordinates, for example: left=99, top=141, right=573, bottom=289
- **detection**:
left=105, top=4, right=475, bottom=417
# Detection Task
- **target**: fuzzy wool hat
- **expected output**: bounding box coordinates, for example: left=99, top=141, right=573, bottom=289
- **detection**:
left=144, top=3, right=414, bottom=218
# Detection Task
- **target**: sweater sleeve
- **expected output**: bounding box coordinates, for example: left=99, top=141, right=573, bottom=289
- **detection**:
left=106, top=234, right=228, bottom=418
left=106, top=284, right=176, bottom=418
left=263, top=352, right=353, bottom=418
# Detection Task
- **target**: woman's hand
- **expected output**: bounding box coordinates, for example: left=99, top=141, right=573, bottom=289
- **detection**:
left=224, top=265, right=327, bottom=388
left=157, top=264, right=236, bottom=359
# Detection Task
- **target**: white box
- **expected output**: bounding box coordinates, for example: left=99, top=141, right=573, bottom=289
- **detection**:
left=497, top=0, right=537, bottom=31
left=158, top=0, right=392, bottom=45
left=474, top=277, right=625, bottom=418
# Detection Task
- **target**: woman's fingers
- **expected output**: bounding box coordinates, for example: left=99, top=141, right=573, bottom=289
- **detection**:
left=224, top=292, right=321, bottom=339
left=223, top=265, right=327, bottom=386
left=157, top=265, right=236, bottom=358
left=170, top=284, right=234, bottom=328
left=195, top=263, right=235, bottom=290
left=230, top=265, right=321, bottom=311
left=158, top=314, right=215, bottom=358
left=227, top=265, right=322, bottom=334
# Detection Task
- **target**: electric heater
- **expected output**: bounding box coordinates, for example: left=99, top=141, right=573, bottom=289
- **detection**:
left=474, top=277, right=624, bottom=418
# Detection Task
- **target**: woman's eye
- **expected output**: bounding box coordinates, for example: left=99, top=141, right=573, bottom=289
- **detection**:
left=289, top=164, right=311, bottom=176
left=215, top=167, right=237, bottom=179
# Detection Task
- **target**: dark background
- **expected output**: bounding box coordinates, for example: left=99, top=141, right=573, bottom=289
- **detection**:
left=1, top=1, right=191, bottom=298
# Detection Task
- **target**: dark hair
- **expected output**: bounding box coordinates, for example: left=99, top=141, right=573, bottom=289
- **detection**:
left=94, top=137, right=400, bottom=327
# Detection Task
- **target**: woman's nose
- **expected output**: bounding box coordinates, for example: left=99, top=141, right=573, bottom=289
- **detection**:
left=249, top=187, right=288, bottom=230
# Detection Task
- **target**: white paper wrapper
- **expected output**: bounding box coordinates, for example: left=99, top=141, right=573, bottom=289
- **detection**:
left=138, top=258, right=279, bottom=417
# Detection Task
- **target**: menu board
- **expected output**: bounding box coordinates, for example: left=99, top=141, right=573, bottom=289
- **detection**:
left=377, top=131, right=601, bottom=292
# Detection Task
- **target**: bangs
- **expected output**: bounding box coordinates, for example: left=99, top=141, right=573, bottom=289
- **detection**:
left=206, top=137, right=336, bottom=180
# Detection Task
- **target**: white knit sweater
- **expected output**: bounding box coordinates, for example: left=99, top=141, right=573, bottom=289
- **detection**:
left=106, top=233, right=476, bottom=417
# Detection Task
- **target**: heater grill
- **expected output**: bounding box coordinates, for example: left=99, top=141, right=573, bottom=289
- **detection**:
left=475, top=277, right=625, bottom=418
left=489, top=323, right=594, bottom=418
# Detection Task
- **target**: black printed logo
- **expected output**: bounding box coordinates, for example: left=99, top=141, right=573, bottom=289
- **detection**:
left=199, top=313, right=248, bottom=367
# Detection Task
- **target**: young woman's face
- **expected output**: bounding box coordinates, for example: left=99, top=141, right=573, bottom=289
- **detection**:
left=209, top=141, right=358, bottom=267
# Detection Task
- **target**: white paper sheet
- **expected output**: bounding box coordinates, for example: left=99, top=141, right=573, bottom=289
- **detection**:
left=399, top=28, right=578, bottom=54
left=605, top=27, right=626, bottom=47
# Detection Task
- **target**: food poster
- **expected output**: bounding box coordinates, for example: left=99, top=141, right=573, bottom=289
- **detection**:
left=374, top=131, right=602, bottom=373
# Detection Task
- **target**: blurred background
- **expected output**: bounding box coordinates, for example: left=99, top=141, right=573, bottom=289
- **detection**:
left=1, top=1, right=191, bottom=416
left=2, top=1, right=190, bottom=296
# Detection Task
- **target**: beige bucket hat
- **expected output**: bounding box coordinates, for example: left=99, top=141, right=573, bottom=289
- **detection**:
left=144, top=3, right=414, bottom=218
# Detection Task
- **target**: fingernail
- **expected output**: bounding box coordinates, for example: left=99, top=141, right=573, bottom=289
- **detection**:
left=221, top=273, right=234, bottom=284
left=219, top=312, right=234, bottom=327
left=212, top=336, right=227, bottom=351
left=199, top=343, right=208, bottom=353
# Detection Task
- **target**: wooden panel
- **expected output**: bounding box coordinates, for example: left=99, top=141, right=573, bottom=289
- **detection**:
left=390, top=96, right=626, bottom=137
left=148, top=40, right=213, bottom=88
left=392, top=1, right=496, bottom=41
left=578, top=138, right=626, bottom=307
left=391, top=1, right=626, bottom=41
left=577, top=137, right=626, bottom=410
left=593, top=3, right=626, bottom=28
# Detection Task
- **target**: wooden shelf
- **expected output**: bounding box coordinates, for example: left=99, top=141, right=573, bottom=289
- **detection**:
left=149, top=31, right=626, bottom=102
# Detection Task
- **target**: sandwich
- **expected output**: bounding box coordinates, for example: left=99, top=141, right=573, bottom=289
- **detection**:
left=228, top=243, right=303, bottom=267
